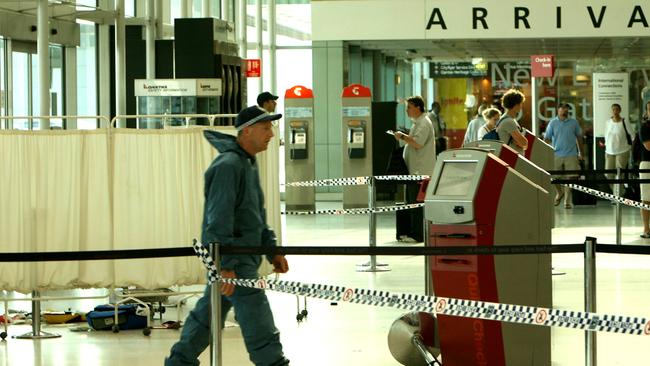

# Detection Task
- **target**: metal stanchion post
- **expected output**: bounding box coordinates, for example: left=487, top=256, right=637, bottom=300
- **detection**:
left=615, top=168, right=622, bottom=245
left=210, top=242, right=222, bottom=366
left=357, top=176, right=390, bottom=272
left=423, top=220, right=433, bottom=296
left=584, top=237, right=597, bottom=366
left=16, top=291, right=60, bottom=339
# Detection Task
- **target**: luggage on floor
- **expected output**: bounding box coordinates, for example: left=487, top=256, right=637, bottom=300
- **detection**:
left=86, top=304, right=147, bottom=331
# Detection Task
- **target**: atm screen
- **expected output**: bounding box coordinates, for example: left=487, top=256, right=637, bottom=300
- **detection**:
left=434, top=162, right=477, bottom=196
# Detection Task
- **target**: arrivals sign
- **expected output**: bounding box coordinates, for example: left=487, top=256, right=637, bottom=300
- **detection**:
left=313, top=0, right=650, bottom=40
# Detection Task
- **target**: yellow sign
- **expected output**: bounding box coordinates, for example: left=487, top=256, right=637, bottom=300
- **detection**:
left=437, top=78, right=467, bottom=130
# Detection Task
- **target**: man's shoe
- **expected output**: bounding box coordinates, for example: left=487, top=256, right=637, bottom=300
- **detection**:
left=640, top=233, right=650, bottom=239
left=554, top=192, right=564, bottom=206
left=564, top=203, right=573, bottom=209
left=399, top=235, right=418, bottom=243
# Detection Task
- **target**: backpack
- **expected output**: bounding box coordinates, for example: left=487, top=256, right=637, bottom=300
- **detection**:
left=482, top=115, right=513, bottom=144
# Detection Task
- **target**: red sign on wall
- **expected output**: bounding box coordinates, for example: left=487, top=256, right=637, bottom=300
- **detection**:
left=285, top=85, right=314, bottom=99
left=530, top=55, right=555, bottom=78
left=341, top=84, right=372, bottom=98
left=245, top=59, right=261, bottom=78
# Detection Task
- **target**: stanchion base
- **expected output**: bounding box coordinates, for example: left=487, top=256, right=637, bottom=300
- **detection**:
left=357, top=261, right=389, bottom=267
left=15, top=331, right=61, bottom=339
left=356, top=265, right=391, bottom=272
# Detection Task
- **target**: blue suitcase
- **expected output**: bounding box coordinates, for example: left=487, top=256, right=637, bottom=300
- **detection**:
left=86, top=304, right=148, bottom=331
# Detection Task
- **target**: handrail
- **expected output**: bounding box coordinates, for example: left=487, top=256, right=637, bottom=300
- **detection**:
left=0, top=115, right=111, bottom=130
left=110, top=113, right=237, bottom=129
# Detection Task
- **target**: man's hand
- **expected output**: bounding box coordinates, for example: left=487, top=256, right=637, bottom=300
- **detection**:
left=271, top=255, right=289, bottom=274
left=394, top=131, right=405, bottom=141
left=220, top=270, right=236, bottom=296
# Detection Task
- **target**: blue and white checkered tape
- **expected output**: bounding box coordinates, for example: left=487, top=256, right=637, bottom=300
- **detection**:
left=192, top=240, right=650, bottom=336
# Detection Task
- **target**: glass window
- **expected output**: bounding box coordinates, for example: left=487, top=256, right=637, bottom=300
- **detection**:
left=77, top=22, right=98, bottom=129
left=49, top=45, right=64, bottom=129
left=12, top=51, right=30, bottom=130
left=276, top=1, right=311, bottom=47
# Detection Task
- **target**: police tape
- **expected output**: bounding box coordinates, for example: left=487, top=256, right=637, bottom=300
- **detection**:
left=192, top=241, right=650, bottom=336
left=282, top=203, right=424, bottom=216
left=374, top=174, right=430, bottom=181
left=566, top=183, right=650, bottom=211
left=285, top=177, right=370, bottom=187
left=285, top=175, right=429, bottom=188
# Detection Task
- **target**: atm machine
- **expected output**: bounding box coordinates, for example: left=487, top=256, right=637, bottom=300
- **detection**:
left=341, top=84, right=373, bottom=208
left=284, top=85, right=315, bottom=211
left=465, top=140, right=554, bottom=232
left=424, top=149, right=551, bottom=366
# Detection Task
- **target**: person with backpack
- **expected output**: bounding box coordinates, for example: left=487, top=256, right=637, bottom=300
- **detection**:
left=477, top=107, right=501, bottom=140
left=638, top=101, right=650, bottom=238
left=603, top=103, right=634, bottom=195
left=495, top=89, right=528, bottom=154
left=544, top=103, right=584, bottom=209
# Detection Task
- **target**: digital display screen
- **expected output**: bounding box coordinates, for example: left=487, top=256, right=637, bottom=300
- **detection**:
left=434, top=162, right=478, bottom=196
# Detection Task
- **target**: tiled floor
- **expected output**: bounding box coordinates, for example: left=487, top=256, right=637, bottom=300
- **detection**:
left=1, top=201, right=650, bottom=366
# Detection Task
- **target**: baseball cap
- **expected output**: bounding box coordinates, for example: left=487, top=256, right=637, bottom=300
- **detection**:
left=235, top=106, right=282, bottom=131
left=558, top=102, right=571, bottom=109
left=257, top=92, right=279, bottom=106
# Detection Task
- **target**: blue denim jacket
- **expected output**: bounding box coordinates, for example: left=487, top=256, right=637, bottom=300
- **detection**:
left=202, top=130, right=276, bottom=272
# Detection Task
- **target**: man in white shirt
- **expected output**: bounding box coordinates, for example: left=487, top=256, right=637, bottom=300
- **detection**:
left=394, top=96, right=435, bottom=242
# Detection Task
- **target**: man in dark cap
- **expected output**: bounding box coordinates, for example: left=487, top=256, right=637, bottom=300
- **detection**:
left=165, top=106, right=290, bottom=366
left=257, top=92, right=279, bottom=113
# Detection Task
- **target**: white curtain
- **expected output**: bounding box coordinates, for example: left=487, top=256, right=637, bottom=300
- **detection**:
left=0, top=130, right=112, bottom=293
left=0, top=126, right=281, bottom=293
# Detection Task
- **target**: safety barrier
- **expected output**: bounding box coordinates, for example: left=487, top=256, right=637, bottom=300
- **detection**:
left=283, top=174, right=429, bottom=272
left=3, top=238, right=645, bottom=366
left=551, top=167, right=650, bottom=246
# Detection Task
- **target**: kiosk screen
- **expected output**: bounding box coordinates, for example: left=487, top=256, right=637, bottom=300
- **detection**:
left=434, top=162, right=477, bottom=196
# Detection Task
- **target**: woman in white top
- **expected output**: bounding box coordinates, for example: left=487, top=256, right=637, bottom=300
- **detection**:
left=604, top=103, right=634, bottom=193
left=477, top=107, right=501, bottom=140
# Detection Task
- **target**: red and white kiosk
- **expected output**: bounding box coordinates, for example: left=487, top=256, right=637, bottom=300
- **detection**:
left=524, top=129, right=554, bottom=172
left=465, top=140, right=554, bottom=234
left=424, top=148, right=551, bottom=366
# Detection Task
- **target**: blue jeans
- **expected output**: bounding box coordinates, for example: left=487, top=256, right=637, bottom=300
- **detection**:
left=165, top=266, right=289, bottom=366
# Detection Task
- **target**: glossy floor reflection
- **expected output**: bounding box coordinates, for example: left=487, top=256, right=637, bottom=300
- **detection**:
left=1, top=201, right=649, bottom=366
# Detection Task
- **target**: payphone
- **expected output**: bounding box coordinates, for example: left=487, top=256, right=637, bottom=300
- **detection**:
left=284, top=85, right=315, bottom=211
left=424, top=149, right=551, bottom=366
left=341, top=84, right=373, bottom=208
left=347, top=121, right=366, bottom=158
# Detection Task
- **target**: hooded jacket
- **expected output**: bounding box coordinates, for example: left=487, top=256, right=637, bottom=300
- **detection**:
left=202, top=130, right=276, bottom=272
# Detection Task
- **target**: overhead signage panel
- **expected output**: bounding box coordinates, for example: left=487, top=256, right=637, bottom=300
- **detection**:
left=313, top=0, right=650, bottom=40
left=429, top=62, right=487, bottom=78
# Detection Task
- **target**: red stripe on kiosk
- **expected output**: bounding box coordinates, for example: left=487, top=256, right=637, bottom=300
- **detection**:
left=424, top=148, right=551, bottom=366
